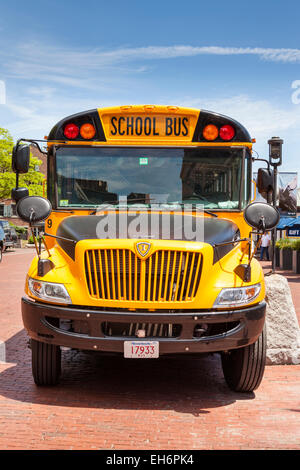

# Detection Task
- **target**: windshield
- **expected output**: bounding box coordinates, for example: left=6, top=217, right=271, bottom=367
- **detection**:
left=54, top=147, right=250, bottom=210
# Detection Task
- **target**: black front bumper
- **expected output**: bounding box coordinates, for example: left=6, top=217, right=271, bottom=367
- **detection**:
left=22, top=297, right=266, bottom=355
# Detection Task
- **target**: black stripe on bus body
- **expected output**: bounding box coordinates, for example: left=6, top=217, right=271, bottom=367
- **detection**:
left=192, top=110, right=251, bottom=143
left=48, top=109, right=106, bottom=142
left=55, top=213, right=239, bottom=263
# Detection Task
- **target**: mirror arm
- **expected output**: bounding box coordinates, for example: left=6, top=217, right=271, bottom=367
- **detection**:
left=242, top=237, right=254, bottom=282
left=28, top=209, right=40, bottom=259
left=29, top=226, right=41, bottom=259
left=38, top=233, right=51, bottom=258
left=252, top=156, right=270, bottom=170
left=242, top=234, right=260, bottom=283
left=247, top=213, right=269, bottom=266
left=13, top=141, right=21, bottom=189
left=250, top=233, right=262, bottom=261
left=16, top=138, right=48, bottom=155
left=15, top=170, right=19, bottom=189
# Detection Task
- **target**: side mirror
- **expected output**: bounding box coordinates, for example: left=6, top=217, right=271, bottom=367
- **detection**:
left=11, top=187, right=29, bottom=202
left=12, top=144, right=30, bottom=174
left=16, top=196, right=52, bottom=224
left=256, top=168, right=274, bottom=195
left=244, top=202, right=280, bottom=231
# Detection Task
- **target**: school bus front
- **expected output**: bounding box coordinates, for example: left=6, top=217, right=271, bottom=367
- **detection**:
left=17, top=105, right=270, bottom=391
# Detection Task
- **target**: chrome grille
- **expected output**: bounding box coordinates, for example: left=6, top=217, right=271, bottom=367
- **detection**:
left=84, top=249, right=202, bottom=302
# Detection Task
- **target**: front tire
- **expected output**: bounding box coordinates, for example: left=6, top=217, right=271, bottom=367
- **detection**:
left=221, top=324, right=266, bottom=392
left=31, top=339, right=61, bottom=386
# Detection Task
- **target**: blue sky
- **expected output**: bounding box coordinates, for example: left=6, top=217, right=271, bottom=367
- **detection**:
left=0, top=0, right=300, bottom=177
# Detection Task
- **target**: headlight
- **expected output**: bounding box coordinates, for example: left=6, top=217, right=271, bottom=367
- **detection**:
left=28, top=278, right=72, bottom=304
left=214, top=283, right=261, bottom=307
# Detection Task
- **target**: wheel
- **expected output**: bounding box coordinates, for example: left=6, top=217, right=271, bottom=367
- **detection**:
left=221, top=324, right=266, bottom=392
left=31, top=339, right=61, bottom=386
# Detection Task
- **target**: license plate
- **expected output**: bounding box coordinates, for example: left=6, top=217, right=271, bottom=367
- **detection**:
left=124, top=341, right=159, bottom=358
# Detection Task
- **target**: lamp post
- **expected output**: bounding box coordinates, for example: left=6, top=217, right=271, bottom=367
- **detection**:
left=268, top=137, right=283, bottom=272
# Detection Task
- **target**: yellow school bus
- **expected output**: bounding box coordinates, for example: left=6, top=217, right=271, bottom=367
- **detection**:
left=12, top=105, right=279, bottom=391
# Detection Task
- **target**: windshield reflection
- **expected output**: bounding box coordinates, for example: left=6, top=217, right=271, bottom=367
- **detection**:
left=56, top=147, right=248, bottom=210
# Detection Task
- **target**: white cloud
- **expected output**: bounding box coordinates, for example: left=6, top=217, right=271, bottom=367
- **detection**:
left=2, top=43, right=300, bottom=87
left=7, top=43, right=300, bottom=68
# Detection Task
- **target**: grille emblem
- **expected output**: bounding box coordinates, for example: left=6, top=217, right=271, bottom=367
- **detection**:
left=136, top=329, right=146, bottom=338
left=135, top=241, right=152, bottom=259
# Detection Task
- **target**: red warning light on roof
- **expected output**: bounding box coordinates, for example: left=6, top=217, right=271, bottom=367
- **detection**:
left=64, top=123, right=79, bottom=139
left=219, top=124, right=235, bottom=141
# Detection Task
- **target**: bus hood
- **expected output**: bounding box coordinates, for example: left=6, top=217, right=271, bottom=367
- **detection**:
left=55, top=213, right=239, bottom=262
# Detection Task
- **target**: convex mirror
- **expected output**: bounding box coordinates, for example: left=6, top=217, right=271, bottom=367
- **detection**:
left=16, top=196, right=52, bottom=224
left=244, top=202, right=280, bottom=231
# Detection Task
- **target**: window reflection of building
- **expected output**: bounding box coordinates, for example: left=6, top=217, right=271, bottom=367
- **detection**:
left=179, top=149, right=243, bottom=205
left=59, top=175, right=117, bottom=204
left=181, top=162, right=232, bottom=200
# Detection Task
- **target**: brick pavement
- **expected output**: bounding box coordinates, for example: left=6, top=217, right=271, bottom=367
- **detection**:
left=0, top=248, right=299, bottom=450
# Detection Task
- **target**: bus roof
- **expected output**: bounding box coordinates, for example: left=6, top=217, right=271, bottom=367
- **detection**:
left=47, top=105, right=252, bottom=146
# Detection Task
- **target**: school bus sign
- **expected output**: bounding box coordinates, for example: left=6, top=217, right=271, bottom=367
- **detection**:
left=99, top=105, right=198, bottom=142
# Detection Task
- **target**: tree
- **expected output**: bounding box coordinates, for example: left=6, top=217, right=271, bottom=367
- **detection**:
left=0, top=127, right=44, bottom=200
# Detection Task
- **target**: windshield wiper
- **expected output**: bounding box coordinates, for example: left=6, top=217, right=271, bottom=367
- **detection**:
left=203, top=209, right=218, bottom=217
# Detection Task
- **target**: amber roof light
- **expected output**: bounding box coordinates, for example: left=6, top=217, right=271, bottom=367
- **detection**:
left=80, top=123, right=96, bottom=139
left=202, top=124, right=219, bottom=141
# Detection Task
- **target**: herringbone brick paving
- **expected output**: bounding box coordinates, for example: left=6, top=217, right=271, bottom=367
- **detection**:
left=0, top=249, right=299, bottom=450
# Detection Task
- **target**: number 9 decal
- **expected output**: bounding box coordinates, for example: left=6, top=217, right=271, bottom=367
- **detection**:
left=47, top=219, right=52, bottom=229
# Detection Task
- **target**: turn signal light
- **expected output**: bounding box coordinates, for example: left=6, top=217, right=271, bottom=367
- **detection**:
left=219, top=124, right=235, bottom=141
left=80, top=123, right=96, bottom=139
left=202, top=124, right=218, bottom=141
left=64, top=123, right=79, bottom=139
